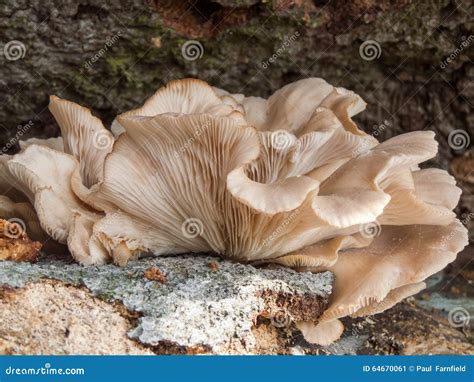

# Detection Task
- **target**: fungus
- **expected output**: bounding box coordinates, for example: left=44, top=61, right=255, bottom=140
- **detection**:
left=0, top=78, right=468, bottom=345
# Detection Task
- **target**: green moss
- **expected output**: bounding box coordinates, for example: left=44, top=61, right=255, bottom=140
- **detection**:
left=67, top=71, right=105, bottom=102
left=106, top=56, right=136, bottom=83
left=1, top=0, right=470, bottom=140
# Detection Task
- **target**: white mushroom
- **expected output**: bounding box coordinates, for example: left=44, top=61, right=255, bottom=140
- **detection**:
left=19, top=136, right=64, bottom=152
left=0, top=77, right=467, bottom=346
left=48, top=96, right=114, bottom=189
left=297, top=220, right=467, bottom=345
left=0, top=154, right=24, bottom=201
left=6, top=145, right=100, bottom=244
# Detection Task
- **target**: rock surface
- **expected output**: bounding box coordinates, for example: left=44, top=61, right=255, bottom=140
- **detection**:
left=0, top=253, right=472, bottom=355
left=0, top=281, right=152, bottom=355
left=0, top=255, right=333, bottom=354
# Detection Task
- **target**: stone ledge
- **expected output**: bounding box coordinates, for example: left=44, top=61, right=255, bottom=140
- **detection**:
left=0, top=255, right=333, bottom=354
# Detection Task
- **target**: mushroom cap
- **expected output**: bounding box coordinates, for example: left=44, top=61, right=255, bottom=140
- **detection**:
left=99, top=112, right=260, bottom=255
left=67, top=212, right=109, bottom=265
left=213, top=78, right=369, bottom=137
left=6, top=144, right=99, bottom=243
left=0, top=154, right=27, bottom=202
left=120, top=78, right=245, bottom=125
left=19, top=136, right=64, bottom=152
left=1, top=77, right=466, bottom=344
left=297, top=220, right=467, bottom=345
left=49, top=96, right=114, bottom=189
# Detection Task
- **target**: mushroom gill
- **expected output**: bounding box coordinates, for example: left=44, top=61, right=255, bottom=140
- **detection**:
left=0, top=78, right=468, bottom=345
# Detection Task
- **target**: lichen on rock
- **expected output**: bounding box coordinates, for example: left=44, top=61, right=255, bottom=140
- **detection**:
left=0, top=255, right=333, bottom=354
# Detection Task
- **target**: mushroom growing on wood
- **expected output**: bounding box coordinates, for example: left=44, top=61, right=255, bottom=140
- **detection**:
left=0, top=78, right=468, bottom=344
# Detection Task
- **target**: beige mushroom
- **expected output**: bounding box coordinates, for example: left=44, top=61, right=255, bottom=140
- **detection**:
left=297, top=220, right=467, bottom=345
left=49, top=96, right=114, bottom=189
left=6, top=145, right=99, bottom=243
left=0, top=154, right=25, bottom=201
left=120, top=78, right=246, bottom=125
left=19, top=136, right=64, bottom=152
left=0, top=77, right=466, bottom=346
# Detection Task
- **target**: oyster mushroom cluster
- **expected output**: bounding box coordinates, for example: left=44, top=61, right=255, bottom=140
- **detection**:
left=0, top=78, right=468, bottom=345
